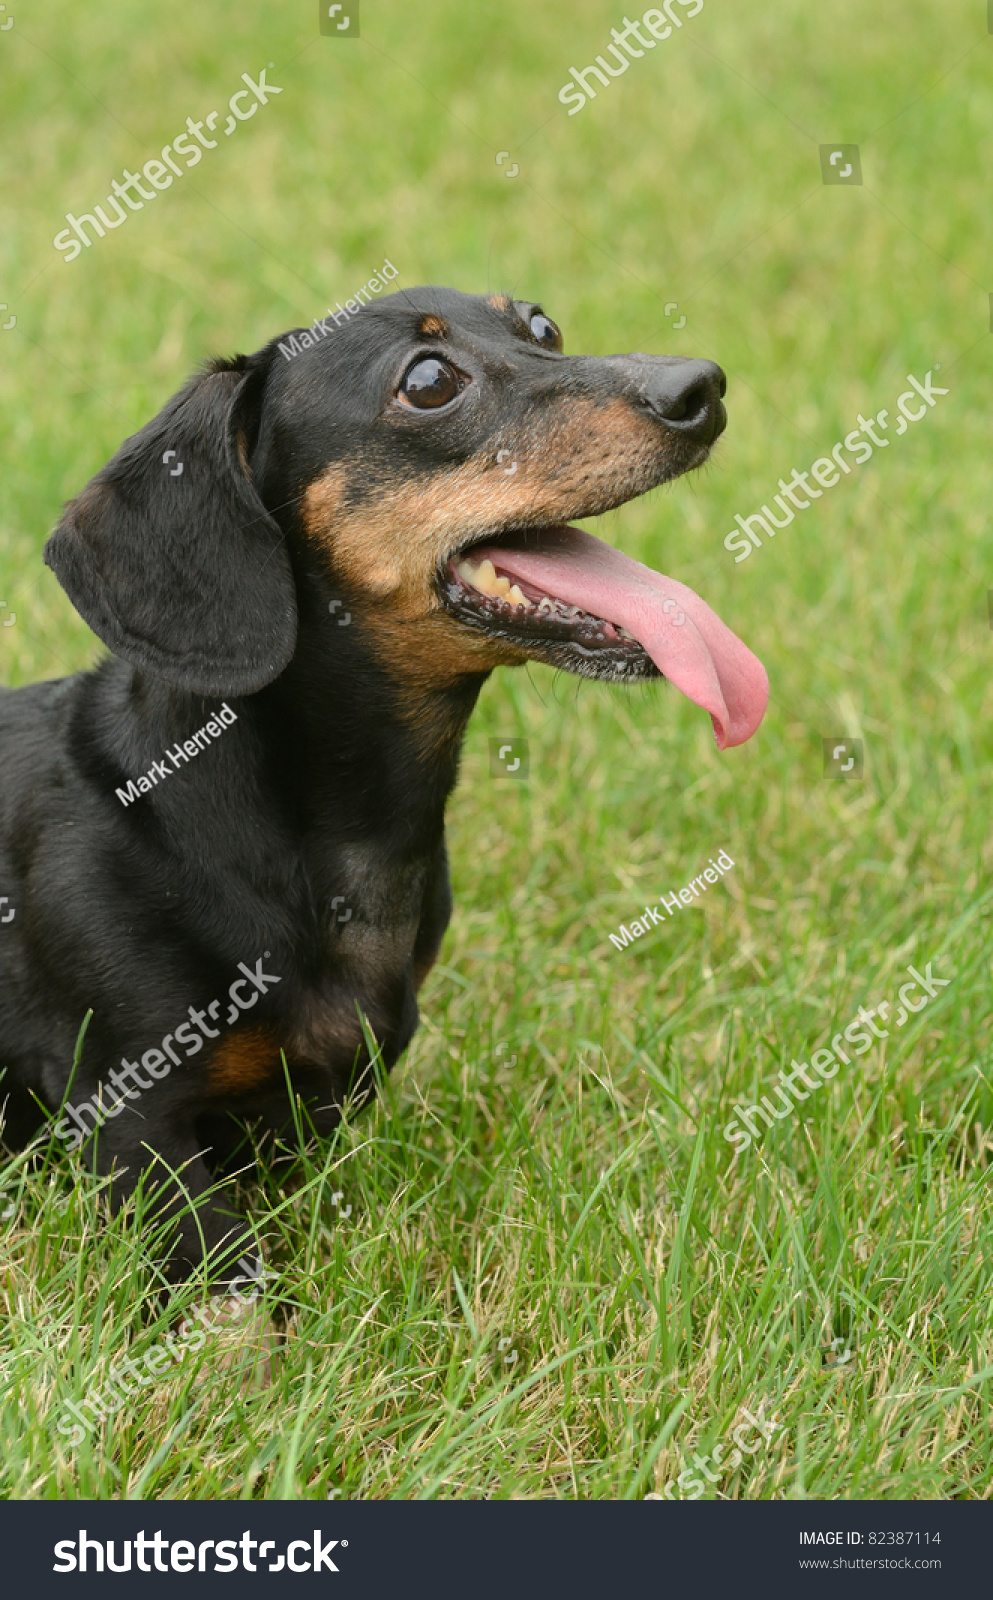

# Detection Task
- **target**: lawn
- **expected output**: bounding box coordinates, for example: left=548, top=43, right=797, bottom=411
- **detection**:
left=1, top=0, right=992, bottom=1500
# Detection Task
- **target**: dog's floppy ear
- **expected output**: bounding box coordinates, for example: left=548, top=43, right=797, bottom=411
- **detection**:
left=44, top=359, right=296, bottom=696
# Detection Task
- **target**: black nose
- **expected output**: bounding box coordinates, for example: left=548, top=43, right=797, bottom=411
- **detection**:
left=637, top=357, right=727, bottom=444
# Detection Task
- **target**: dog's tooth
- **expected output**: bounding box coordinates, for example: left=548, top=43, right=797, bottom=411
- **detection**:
left=506, top=584, right=528, bottom=607
left=537, top=597, right=555, bottom=614
left=493, top=574, right=511, bottom=596
left=472, top=557, right=499, bottom=594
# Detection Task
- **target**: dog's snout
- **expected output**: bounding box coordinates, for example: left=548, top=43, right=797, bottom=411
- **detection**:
left=607, top=355, right=726, bottom=445
left=645, top=358, right=727, bottom=444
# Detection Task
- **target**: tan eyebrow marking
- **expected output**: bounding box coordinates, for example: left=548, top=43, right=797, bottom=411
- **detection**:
left=417, top=315, right=450, bottom=337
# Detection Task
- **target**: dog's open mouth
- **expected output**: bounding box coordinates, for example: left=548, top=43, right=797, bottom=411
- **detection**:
left=441, top=524, right=768, bottom=750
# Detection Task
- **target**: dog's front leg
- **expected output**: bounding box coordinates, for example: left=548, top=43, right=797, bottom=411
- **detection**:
left=90, top=1108, right=255, bottom=1286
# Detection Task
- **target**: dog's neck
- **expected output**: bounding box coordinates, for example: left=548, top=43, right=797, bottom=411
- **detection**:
left=249, top=564, right=491, bottom=847
left=257, top=642, right=485, bottom=854
left=97, top=650, right=481, bottom=876
left=82, top=575, right=488, bottom=963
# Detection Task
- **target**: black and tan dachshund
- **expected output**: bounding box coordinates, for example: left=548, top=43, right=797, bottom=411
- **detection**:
left=0, top=287, right=767, bottom=1282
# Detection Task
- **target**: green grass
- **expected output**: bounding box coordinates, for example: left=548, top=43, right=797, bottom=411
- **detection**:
left=2, top=0, right=993, bottom=1500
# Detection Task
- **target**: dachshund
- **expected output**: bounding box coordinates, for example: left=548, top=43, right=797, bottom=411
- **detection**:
left=0, top=287, right=767, bottom=1281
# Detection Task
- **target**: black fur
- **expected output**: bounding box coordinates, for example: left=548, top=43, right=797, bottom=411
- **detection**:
left=0, top=287, right=725, bottom=1282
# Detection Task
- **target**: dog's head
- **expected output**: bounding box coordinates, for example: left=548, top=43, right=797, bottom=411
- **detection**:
left=46, top=287, right=767, bottom=749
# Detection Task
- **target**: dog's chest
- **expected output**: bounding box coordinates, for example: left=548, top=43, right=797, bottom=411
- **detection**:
left=319, top=841, right=429, bottom=955
left=283, top=842, right=436, bottom=1067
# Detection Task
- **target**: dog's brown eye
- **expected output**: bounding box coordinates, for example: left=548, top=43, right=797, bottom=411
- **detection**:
left=400, top=358, right=461, bottom=408
left=529, top=312, right=562, bottom=350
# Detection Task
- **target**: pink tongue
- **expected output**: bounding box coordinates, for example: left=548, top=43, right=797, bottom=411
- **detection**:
left=473, top=526, right=768, bottom=749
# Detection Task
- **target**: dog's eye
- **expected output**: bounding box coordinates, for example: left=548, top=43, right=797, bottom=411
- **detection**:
left=529, top=312, right=562, bottom=350
left=400, top=358, right=462, bottom=408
